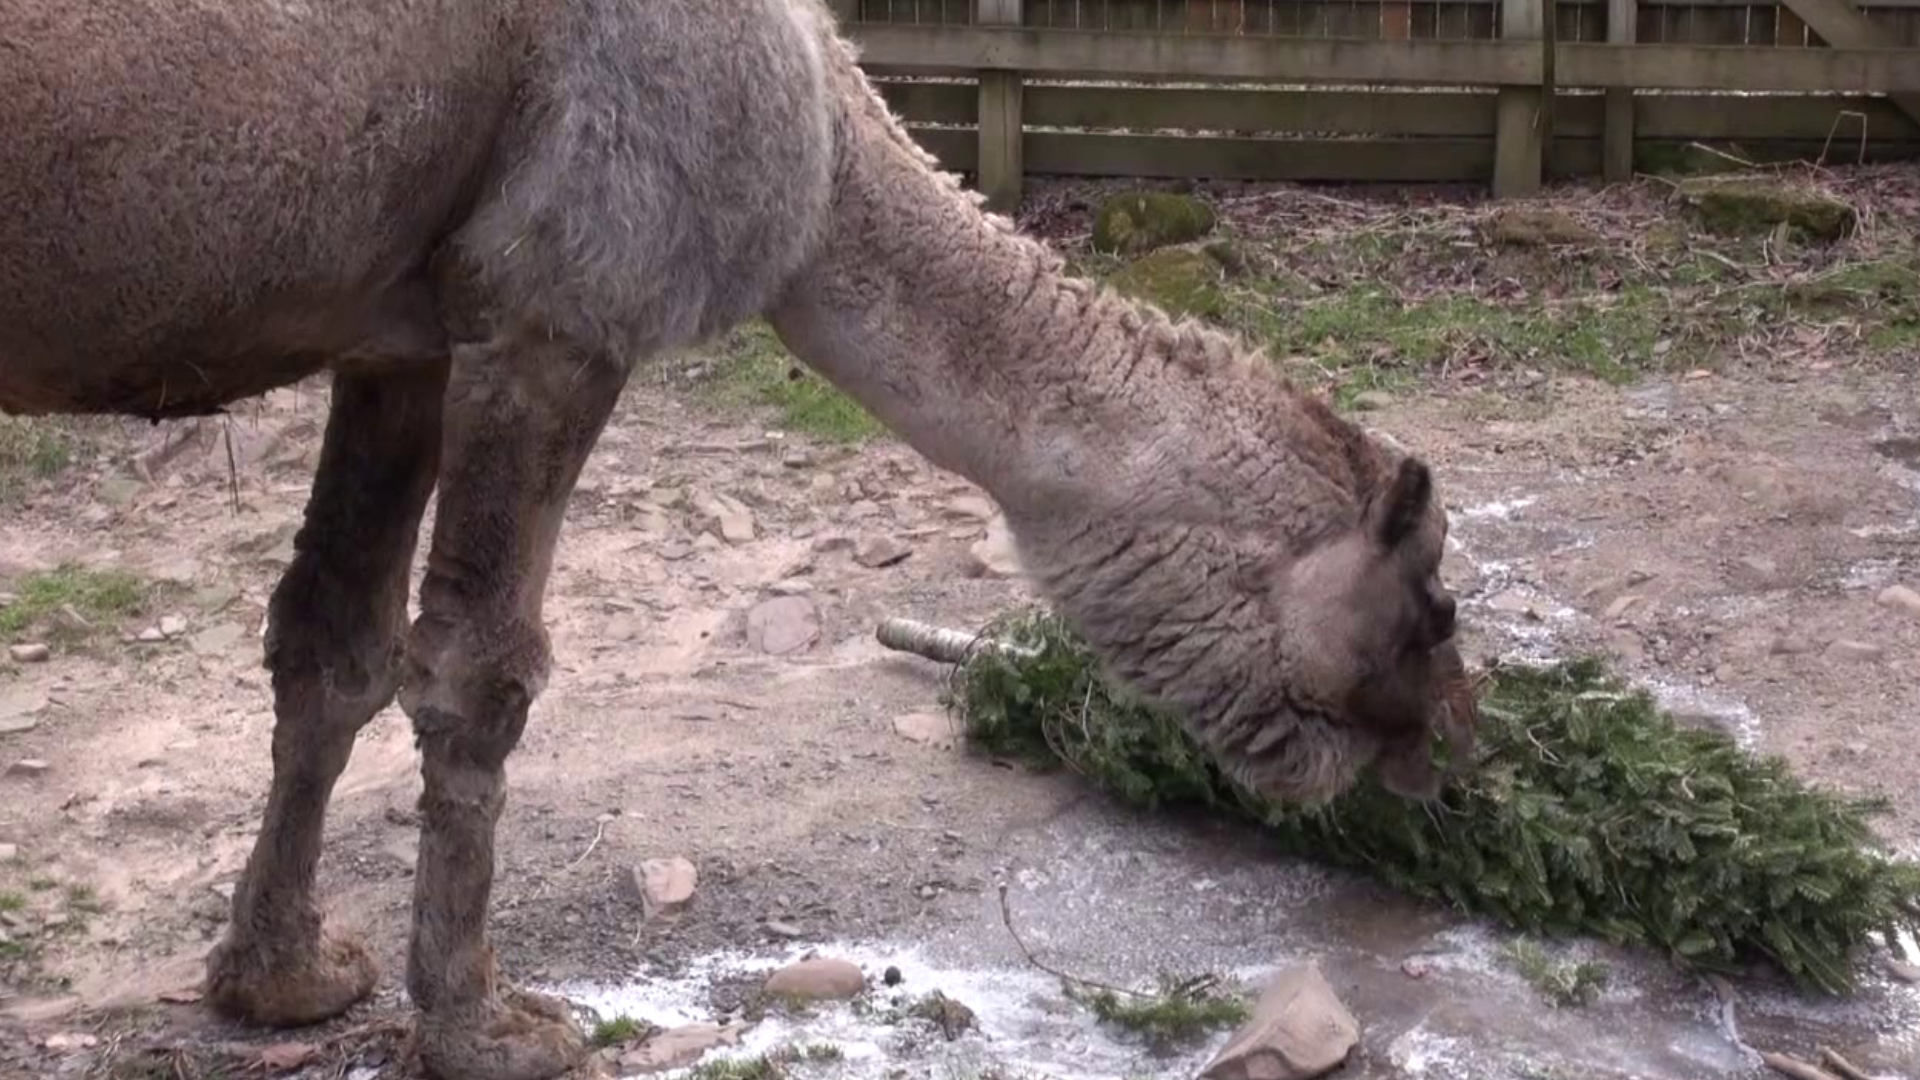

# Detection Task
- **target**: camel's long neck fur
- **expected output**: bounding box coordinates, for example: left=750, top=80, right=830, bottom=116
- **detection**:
left=768, top=38, right=1402, bottom=801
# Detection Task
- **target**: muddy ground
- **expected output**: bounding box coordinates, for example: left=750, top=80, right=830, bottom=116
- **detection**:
left=1, top=167, right=1917, bottom=1080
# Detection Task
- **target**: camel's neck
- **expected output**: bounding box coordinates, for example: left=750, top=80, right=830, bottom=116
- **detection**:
left=766, top=74, right=1372, bottom=538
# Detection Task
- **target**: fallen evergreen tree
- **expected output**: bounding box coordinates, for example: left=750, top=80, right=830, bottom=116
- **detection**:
left=878, top=609, right=1920, bottom=995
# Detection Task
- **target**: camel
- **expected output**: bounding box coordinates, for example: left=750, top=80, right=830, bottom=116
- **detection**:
left=1, top=0, right=1474, bottom=1076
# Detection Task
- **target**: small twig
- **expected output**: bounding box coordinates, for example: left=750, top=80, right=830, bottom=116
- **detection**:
left=1817, top=1046, right=1872, bottom=1080
left=1760, top=1051, right=1843, bottom=1080
left=997, top=882, right=1142, bottom=999
left=563, top=819, right=607, bottom=874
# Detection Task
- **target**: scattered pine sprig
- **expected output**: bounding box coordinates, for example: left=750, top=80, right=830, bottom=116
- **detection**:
left=934, top=608, right=1920, bottom=995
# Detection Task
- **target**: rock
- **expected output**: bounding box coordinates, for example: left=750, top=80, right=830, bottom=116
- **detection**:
left=617, top=1023, right=744, bottom=1074
left=1825, top=639, right=1884, bottom=664
left=1675, top=178, right=1857, bottom=242
left=1769, top=634, right=1820, bottom=656
left=6, top=760, right=50, bottom=778
left=943, top=495, right=996, bottom=522
left=1108, top=247, right=1226, bottom=321
left=0, top=843, right=16, bottom=861
left=768, top=578, right=813, bottom=596
left=1603, top=594, right=1644, bottom=620
left=1887, top=958, right=1920, bottom=983
left=1876, top=584, right=1920, bottom=621
left=853, top=536, right=913, bottom=569
left=691, top=490, right=755, bottom=544
left=1483, top=208, right=1598, bottom=248
left=1092, top=191, right=1217, bottom=255
left=0, top=689, right=48, bottom=735
left=43, top=1032, right=99, bottom=1053
left=892, top=712, right=957, bottom=749
left=745, top=596, right=820, bottom=656
left=1488, top=590, right=1537, bottom=616
left=7, top=643, right=50, bottom=664
left=764, top=957, right=866, bottom=1001
left=190, top=622, right=246, bottom=656
left=883, top=965, right=904, bottom=986
left=913, top=990, right=977, bottom=1040
left=135, top=626, right=166, bottom=643
left=764, top=920, right=805, bottom=939
left=158, top=614, right=188, bottom=637
left=811, top=535, right=855, bottom=555
left=966, top=516, right=1025, bottom=580
left=1201, top=963, right=1359, bottom=1080
left=1348, top=391, right=1394, bottom=412
left=634, top=856, right=698, bottom=919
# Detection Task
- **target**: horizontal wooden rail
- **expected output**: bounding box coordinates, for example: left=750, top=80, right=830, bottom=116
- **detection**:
left=873, top=81, right=1920, bottom=140
left=846, top=24, right=1920, bottom=91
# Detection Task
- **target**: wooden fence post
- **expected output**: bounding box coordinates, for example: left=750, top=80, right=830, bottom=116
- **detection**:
left=1603, top=0, right=1636, bottom=181
left=977, top=0, right=1024, bottom=212
left=1493, top=0, right=1545, bottom=197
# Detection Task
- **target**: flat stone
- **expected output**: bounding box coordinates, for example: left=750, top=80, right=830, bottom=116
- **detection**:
left=135, top=627, right=166, bottom=644
left=0, top=843, right=17, bottom=861
left=691, top=490, right=755, bottom=545
left=1488, top=590, right=1537, bottom=616
left=634, top=856, right=698, bottom=920
left=892, top=711, right=957, bottom=750
left=1603, top=594, right=1644, bottom=620
left=764, top=920, right=805, bottom=939
left=764, top=957, right=866, bottom=1001
left=1349, top=390, right=1394, bottom=412
left=6, top=760, right=51, bottom=779
left=617, top=1023, right=743, bottom=1074
left=1769, top=634, right=1821, bottom=656
left=1887, top=958, right=1920, bottom=983
left=767, top=578, right=813, bottom=597
left=943, top=495, right=997, bottom=522
left=190, top=622, right=246, bottom=656
left=745, top=596, right=820, bottom=656
left=0, top=689, right=48, bottom=735
left=1876, top=584, right=1920, bottom=621
left=854, top=535, right=913, bottom=569
left=1825, top=639, right=1884, bottom=664
left=158, top=615, right=188, bottom=638
left=7, top=643, right=50, bottom=664
left=1202, top=962, right=1359, bottom=1080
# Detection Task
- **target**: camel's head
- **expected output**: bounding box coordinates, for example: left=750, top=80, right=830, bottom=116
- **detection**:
left=1267, top=453, right=1477, bottom=802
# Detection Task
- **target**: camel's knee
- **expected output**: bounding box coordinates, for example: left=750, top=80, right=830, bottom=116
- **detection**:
left=400, top=611, right=550, bottom=772
left=263, top=552, right=411, bottom=711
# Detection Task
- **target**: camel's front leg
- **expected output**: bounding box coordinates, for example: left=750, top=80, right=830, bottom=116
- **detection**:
left=206, top=364, right=446, bottom=1026
left=396, top=331, right=628, bottom=1080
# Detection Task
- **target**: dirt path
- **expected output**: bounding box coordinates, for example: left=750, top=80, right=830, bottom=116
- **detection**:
left=2, top=177, right=1917, bottom=1080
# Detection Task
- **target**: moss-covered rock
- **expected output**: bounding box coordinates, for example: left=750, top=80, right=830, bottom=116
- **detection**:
left=1107, top=247, right=1226, bottom=321
left=1483, top=208, right=1599, bottom=249
left=1676, top=178, right=1857, bottom=242
left=1091, top=192, right=1218, bottom=256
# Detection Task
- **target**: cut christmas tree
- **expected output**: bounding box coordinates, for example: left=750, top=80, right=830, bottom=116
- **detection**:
left=878, top=609, right=1920, bottom=995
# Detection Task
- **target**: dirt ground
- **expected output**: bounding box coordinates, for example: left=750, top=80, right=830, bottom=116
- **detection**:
left=1, top=169, right=1917, bottom=1080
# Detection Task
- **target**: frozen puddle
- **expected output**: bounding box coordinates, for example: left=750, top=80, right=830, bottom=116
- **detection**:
left=546, top=940, right=1243, bottom=1079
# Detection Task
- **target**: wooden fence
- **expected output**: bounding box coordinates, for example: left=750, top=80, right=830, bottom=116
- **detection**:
left=827, top=0, right=1920, bottom=205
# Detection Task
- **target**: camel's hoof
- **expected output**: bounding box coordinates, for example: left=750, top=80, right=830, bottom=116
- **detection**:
left=415, top=986, right=588, bottom=1080
left=205, top=926, right=380, bottom=1027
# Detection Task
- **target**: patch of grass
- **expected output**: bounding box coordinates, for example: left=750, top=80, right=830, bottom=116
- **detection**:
left=0, top=891, right=24, bottom=913
left=697, top=321, right=885, bottom=445
left=1501, top=938, right=1611, bottom=1007
left=66, top=883, right=103, bottom=914
left=588, top=1013, right=653, bottom=1047
left=687, top=1056, right=784, bottom=1080
left=27, top=877, right=58, bottom=892
left=1228, top=283, right=1676, bottom=384
left=942, top=608, right=1920, bottom=995
left=1067, top=975, right=1250, bottom=1048
left=0, top=563, right=154, bottom=646
left=0, top=416, right=73, bottom=502
left=768, top=1042, right=846, bottom=1065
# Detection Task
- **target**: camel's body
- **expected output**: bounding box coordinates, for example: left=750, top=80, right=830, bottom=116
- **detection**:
left=2, top=2, right=1471, bottom=1077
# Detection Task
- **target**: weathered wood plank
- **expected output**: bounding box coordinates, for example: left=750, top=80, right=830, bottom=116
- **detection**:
left=898, top=127, right=1920, bottom=181
left=846, top=25, right=1920, bottom=90
left=1604, top=0, right=1637, bottom=179
left=976, top=0, right=1025, bottom=211
left=1774, top=0, right=1920, bottom=122
left=1495, top=0, right=1547, bottom=196
left=873, top=80, right=1920, bottom=141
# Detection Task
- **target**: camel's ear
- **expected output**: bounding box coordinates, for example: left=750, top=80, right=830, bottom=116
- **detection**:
left=1366, top=457, right=1433, bottom=547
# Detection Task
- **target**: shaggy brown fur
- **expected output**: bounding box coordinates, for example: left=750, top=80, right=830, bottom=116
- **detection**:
left=2, top=1, right=1469, bottom=1076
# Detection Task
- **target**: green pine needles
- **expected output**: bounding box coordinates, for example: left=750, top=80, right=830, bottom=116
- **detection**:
left=941, top=608, right=1920, bottom=995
